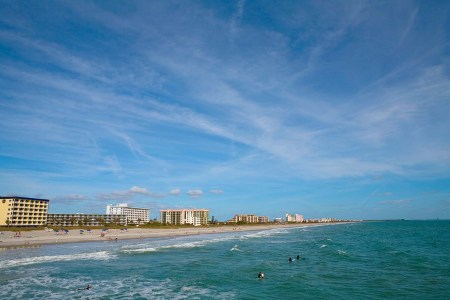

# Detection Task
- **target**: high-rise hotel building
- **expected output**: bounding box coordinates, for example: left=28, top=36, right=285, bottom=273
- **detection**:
left=0, top=196, right=49, bottom=226
left=160, top=209, right=209, bottom=226
left=106, top=203, right=149, bottom=225
left=286, top=213, right=304, bottom=223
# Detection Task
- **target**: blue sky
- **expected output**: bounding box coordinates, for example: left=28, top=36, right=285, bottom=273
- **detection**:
left=0, top=0, right=449, bottom=221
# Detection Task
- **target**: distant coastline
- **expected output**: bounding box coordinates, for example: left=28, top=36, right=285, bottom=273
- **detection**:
left=0, top=222, right=355, bottom=249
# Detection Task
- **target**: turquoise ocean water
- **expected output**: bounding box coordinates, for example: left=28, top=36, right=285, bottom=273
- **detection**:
left=1, top=221, right=449, bottom=299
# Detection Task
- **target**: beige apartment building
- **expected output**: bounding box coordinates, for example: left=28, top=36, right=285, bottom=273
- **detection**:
left=160, top=209, right=209, bottom=226
left=47, top=213, right=127, bottom=227
left=229, top=214, right=269, bottom=223
left=0, top=196, right=49, bottom=226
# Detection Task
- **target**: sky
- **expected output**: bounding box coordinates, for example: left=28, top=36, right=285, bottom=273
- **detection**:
left=0, top=0, right=449, bottom=221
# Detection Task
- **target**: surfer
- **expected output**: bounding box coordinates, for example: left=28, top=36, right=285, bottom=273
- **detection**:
left=78, top=284, right=92, bottom=291
left=231, top=245, right=241, bottom=251
left=289, top=257, right=293, bottom=262
left=296, top=255, right=300, bottom=260
left=258, top=272, right=264, bottom=279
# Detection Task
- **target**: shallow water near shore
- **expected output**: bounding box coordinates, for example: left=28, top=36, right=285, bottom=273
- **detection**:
left=1, top=221, right=449, bottom=299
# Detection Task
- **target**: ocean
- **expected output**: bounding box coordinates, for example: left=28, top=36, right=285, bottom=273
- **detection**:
left=1, top=221, right=449, bottom=299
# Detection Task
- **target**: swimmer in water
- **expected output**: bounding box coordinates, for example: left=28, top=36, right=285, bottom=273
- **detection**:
left=231, top=245, right=241, bottom=251
left=258, top=272, right=264, bottom=279
left=78, top=284, right=92, bottom=291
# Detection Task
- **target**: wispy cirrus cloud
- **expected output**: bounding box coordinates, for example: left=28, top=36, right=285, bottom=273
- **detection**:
left=1, top=1, right=448, bottom=181
left=209, top=189, right=224, bottom=194
left=380, top=199, right=412, bottom=206
left=52, top=194, right=90, bottom=202
left=372, top=192, right=393, bottom=197
left=0, top=1, right=449, bottom=220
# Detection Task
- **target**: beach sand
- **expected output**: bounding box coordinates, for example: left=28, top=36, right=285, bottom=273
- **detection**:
left=0, top=223, right=328, bottom=249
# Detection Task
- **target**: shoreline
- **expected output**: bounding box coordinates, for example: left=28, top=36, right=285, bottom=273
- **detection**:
left=0, top=222, right=350, bottom=249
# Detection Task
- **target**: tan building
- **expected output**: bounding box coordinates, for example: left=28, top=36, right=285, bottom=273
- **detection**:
left=47, top=213, right=127, bottom=227
left=0, top=196, right=49, bottom=226
left=230, top=214, right=269, bottom=223
left=160, top=209, right=209, bottom=226
left=258, top=216, right=269, bottom=223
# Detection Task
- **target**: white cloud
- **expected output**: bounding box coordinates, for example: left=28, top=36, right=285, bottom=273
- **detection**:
left=209, top=189, right=224, bottom=194
left=230, top=0, right=245, bottom=36
left=52, top=194, right=89, bottom=202
left=129, top=186, right=150, bottom=194
left=187, top=190, right=203, bottom=198
left=169, top=188, right=181, bottom=195
left=2, top=4, right=447, bottom=182
left=372, top=192, right=393, bottom=197
left=380, top=199, right=411, bottom=205
left=98, top=186, right=166, bottom=200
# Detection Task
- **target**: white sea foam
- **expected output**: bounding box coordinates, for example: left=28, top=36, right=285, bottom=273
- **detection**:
left=121, top=241, right=200, bottom=253
left=299, top=224, right=325, bottom=231
left=337, top=250, right=347, bottom=255
left=0, top=251, right=115, bottom=269
left=0, top=273, right=235, bottom=300
left=121, top=234, right=239, bottom=254
left=239, top=228, right=289, bottom=240
left=121, top=227, right=292, bottom=254
left=230, top=244, right=242, bottom=251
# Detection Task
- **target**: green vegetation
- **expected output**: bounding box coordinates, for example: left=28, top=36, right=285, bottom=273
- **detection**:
left=0, top=226, right=48, bottom=232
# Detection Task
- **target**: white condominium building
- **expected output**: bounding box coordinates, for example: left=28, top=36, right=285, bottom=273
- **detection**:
left=160, top=209, right=209, bottom=226
left=106, top=203, right=149, bottom=225
left=286, top=213, right=304, bottom=223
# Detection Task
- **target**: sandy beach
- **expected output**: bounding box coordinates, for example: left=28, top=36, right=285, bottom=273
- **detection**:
left=0, top=223, right=329, bottom=249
